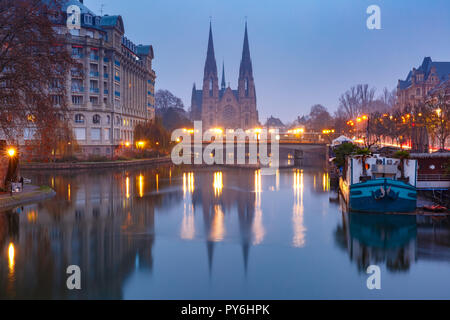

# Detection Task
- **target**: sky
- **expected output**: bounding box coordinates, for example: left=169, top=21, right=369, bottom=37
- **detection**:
left=83, top=0, right=450, bottom=123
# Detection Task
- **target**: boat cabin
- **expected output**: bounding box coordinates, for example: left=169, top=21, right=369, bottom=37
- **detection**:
left=343, top=154, right=417, bottom=187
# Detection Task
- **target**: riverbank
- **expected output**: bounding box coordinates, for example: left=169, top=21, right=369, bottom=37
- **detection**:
left=0, top=185, right=55, bottom=210
left=20, top=156, right=172, bottom=171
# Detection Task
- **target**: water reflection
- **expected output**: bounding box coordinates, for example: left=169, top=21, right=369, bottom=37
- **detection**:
left=335, top=203, right=450, bottom=274
left=293, top=169, right=306, bottom=248
left=0, top=166, right=449, bottom=299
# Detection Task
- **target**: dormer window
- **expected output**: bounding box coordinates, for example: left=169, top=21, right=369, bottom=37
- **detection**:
left=84, top=14, right=93, bottom=25
left=95, top=17, right=101, bottom=26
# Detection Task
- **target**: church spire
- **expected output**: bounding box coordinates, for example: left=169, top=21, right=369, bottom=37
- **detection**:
left=239, top=21, right=253, bottom=77
left=204, top=21, right=217, bottom=77
left=221, top=61, right=226, bottom=89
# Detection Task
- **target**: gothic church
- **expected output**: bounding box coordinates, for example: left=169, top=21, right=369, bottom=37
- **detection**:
left=190, top=23, right=259, bottom=129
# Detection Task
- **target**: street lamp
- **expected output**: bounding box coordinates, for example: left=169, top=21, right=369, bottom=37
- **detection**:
left=7, top=147, right=16, bottom=157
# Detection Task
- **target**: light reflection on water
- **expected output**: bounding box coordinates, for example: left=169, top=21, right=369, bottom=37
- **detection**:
left=0, top=165, right=449, bottom=299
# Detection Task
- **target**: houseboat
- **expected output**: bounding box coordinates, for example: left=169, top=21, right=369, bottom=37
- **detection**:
left=339, top=154, right=417, bottom=213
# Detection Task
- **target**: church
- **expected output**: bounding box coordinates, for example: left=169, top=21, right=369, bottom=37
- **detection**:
left=190, top=23, right=259, bottom=130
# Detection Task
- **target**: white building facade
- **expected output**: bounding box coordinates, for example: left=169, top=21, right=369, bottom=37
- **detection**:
left=55, top=0, right=156, bottom=157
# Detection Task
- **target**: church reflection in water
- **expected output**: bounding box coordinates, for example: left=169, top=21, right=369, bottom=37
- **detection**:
left=1, top=165, right=449, bottom=299
left=0, top=166, right=289, bottom=298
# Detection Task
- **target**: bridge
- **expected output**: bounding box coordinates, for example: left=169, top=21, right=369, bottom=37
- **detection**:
left=192, top=140, right=329, bottom=168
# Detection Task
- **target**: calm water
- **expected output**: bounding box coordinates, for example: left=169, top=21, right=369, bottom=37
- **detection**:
left=0, top=165, right=449, bottom=299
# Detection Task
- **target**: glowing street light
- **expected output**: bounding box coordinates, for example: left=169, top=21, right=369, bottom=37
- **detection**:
left=7, top=147, right=16, bottom=157
left=136, top=141, right=146, bottom=149
left=436, top=108, right=442, bottom=117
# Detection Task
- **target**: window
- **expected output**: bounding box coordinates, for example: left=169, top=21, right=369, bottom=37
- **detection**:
left=104, top=128, right=111, bottom=141
left=209, top=78, right=213, bottom=96
left=52, top=95, right=62, bottom=105
left=71, top=79, right=83, bottom=92
left=91, top=128, right=101, bottom=141
left=74, top=128, right=86, bottom=140
left=90, top=96, right=99, bottom=105
left=75, top=114, right=85, bottom=124
left=72, top=47, right=82, bottom=56
left=416, top=88, right=421, bottom=96
left=93, top=114, right=101, bottom=124
left=24, top=128, right=36, bottom=140
left=72, top=96, right=83, bottom=105
left=106, top=115, right=111, bottom=124
left=84, top=14, right=93, bottom=25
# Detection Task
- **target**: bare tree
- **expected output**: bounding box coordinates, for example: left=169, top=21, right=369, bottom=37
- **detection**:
left=357, top=84, right=376, bottom=114
left=155, top=89, right=185, bottom=110
left=0, top=0, right=75, bottom=147
left=338, top=86, right=360, bottom=119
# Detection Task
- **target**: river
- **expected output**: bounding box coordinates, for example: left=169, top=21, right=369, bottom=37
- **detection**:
left=0, top=165, right=449, bottom=299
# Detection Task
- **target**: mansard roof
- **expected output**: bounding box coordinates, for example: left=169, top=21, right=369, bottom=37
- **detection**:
left=137, top=45, right=154, bottom=58
left=398, top=57, right=450, bottom=90
left=100, top=15, right=125, bottom=33
left=61, top=0, right=95, bottom=15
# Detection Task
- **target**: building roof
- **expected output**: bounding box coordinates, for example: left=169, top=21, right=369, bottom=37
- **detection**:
left=265, top=116, right=285, bottom=127
left=239, top=22, right=253, bottom=78
left=204, top=22, right=217, bottom=76
left=398, top=57, right=450, bottom=90
left=137, top=45, right=154, bottom=58
left=61, top=0, right=95, bottom=15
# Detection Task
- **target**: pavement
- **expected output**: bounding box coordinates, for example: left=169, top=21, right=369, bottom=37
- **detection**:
left=0, top=184, right=56, bottom=210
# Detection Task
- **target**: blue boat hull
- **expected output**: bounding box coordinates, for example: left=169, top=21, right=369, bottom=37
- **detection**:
left=342, top=178, right=417, bottom=213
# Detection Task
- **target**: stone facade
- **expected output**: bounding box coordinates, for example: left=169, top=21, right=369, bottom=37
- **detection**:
left=191, top=23, right=259, bottom=130
left=397, top=57, right=450, bottom=111
left=51, top=0, right=156, bottom=158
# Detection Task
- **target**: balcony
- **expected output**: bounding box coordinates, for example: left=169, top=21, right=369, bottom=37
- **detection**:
left=104, top=73, right=109, bottom=79
left=104, top=89, right=109, bottom=95
left=114, top=76, right=121, bottom=82
left=72, top=86, right=84, bottom=93
left=89, top=54, right=99, bottom=61
left=71, top=71, right=83, bottom=78
left=89, top=71, right=99, bottom=77
left=90, top=87, right=99, bottom=94
left=72, top=54, right=84, bottom=59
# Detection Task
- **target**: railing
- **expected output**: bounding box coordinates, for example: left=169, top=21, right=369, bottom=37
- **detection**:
left=89, top=71, right=99, bottom=77
left=104, top=73, right=109, bottom=78
left=72, top=54, right=84, bottom=59
left=114, top=76, right=121, bottom=82
left=90, top=88, right=99, bottom=94
left=71, top=71, right=83, bottom=77
left=89, top=54, right=99, bottom=61
left=104, top=89, right=109, bottom=95
left=418, top=174, right=450, bottom=181
left=72, top=86, right=84, bottom=93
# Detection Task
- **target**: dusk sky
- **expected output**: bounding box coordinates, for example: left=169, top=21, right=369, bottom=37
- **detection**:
left=84, top=0, right=450, bottom=123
